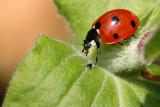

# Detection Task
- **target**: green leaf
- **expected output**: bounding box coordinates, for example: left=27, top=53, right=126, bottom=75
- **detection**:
left=145, top=25, right=160, bottom=60
left=3, top=35, right=160, bottom=107
left=139, top=2, right=160, bottom=35
left=147, top=64, right=160, bottom=74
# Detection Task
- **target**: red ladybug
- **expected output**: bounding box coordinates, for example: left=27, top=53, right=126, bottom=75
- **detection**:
left=82, top=9, right=139, bottom=68
left=93, top=9, right=139, bottom=44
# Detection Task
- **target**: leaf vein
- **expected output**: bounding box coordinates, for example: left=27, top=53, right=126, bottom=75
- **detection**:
left=56, top=67, right=88, bottom=107
left=113, top=76, right=122, bottom=107
left=90, top=76, right=107, bottom=107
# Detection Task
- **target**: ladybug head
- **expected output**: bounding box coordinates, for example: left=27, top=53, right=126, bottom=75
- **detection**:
left=94, top=22, right=101, bottom=29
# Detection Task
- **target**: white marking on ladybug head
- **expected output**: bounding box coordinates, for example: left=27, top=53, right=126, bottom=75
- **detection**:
left=90, top=40, right=97, bottom=47
left=96, top=29, right=100, bottom=35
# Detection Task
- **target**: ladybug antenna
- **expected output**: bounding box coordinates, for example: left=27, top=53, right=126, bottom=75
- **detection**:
left=95, top=22, right=101, bottom=29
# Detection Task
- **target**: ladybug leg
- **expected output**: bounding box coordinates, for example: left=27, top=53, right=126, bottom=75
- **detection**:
left=87, top=64, right=93, bottom=69
left=95, top=48, right=99, bottom=66
left=82, top=40, right=91, bottom=56
left=95, top=43, right=100, bottom=66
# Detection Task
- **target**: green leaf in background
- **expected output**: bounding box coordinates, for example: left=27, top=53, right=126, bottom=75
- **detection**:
left=139, top=2, right=160, bottom=35
left=3, top=35, right=160, bottom=107
left=145, top=25, right=160, bottom=61
left=147, top=64, right=160, bottom=75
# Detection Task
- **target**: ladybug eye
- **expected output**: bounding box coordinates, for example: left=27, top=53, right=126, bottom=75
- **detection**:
left=112, top=16, right=119, bottom=25
left=113, top=33, right=119, bottom=39
left=95, top=22, right=101, bottom=29
left=131, top=20, right=136, bottom=28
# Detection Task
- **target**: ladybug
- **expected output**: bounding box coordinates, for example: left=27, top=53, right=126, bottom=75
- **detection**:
left=82, top=9, right=139, bottom=68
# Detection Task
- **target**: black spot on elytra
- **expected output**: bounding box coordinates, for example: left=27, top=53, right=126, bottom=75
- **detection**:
left=113, top=33, right=119, bottom=39
left=131, top=20, right=136, bottom=28
left=95, top=22, right=101, bottom=29
left=112, top=16, right=119, bottom=25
